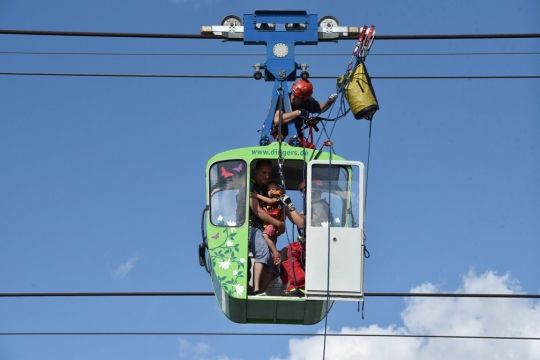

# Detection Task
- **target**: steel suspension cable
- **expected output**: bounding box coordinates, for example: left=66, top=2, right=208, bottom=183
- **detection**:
left=1, top=72, right=538, bottom=79
left=1, top=29, right=539, bottom=40
left=1, top=51, right=539, bottom=57
left=1, top=292, right=539, bottom=298
left=0, top=331, right=538, bottom=341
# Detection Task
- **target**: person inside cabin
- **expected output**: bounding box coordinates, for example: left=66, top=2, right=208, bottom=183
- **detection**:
left=250, top=180, right=285, bottom=267
left=278, top=179, right=331, bottom=297
left=307, top=180, right=331, bottom=227
left=272, top=79, right=338, bottom=149
left=248, top=160, right=285, bottom=296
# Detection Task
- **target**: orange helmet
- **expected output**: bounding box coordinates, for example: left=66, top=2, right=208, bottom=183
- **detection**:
left=272, top=189, right=283, bottom=199
left=291, top=79, right=313, bottom=98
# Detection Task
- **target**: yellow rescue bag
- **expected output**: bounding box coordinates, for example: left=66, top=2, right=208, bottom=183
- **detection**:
left=338, top=63, right=379, bottom=120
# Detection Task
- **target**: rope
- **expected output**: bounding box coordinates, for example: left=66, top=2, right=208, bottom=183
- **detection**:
left=274, top=88, right=304, bottom=293
left=321, top=146, right=335, bottom=360
left=276, top=89, right=284, bottom=161
left=363, top=121, right=372, bottom=259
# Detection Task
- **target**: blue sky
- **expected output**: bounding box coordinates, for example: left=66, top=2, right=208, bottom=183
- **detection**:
left=1, top=0, right=539, bottom=359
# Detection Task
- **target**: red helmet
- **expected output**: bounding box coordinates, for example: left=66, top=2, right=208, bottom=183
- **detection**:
left=299, top=178, right=324, bottom=193
left=291, top=79, right=313, bottom=98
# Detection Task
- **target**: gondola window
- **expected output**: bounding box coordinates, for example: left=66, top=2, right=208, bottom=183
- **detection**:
left=209, top=160, right=247, bottom=227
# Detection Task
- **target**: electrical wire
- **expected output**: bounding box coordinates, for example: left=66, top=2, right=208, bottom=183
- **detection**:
left=1, top=51, right=539, bottom=57
left=0, top=72, right=538, bottom=79
left=0, top=72, right=246, bottom=78
left=0, top=331, right=538, bottom=340
left=1, top=292, right=538, bottom=298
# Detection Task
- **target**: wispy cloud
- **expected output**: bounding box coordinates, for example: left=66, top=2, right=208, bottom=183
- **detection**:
left=113, top=255, right=141, bottom=279
left=177, top=337, right=211, bottom=359
left=273, top=269, right=540, bottom=360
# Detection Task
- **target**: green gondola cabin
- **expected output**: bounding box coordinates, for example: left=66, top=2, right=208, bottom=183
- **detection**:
left=199, top=142, right=365, bottom=324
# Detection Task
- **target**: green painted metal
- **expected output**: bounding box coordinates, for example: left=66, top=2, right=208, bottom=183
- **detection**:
left=204, top=142, right=343, bottom=324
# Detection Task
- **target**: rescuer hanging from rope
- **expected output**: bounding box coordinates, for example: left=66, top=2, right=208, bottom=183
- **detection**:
left=272, top=79, right=337, bottom=149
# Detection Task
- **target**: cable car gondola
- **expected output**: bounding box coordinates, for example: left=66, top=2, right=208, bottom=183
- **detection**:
left=198, top=10, right=370, bottom=324
left=200, top=143, right=365, bottom=324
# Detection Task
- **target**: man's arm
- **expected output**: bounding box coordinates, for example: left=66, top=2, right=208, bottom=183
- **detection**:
left=279, top=194, right=305, bottom=229
left=319, top=93, right=338, bottom=113
left=285, top=207, right=305, bottom=229
left=273, top=109, right=307, bottom=126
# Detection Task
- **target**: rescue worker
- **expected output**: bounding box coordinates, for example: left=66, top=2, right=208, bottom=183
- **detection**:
left=273, top=79, right=338, bottom=149
left=308, top=180, right=331, bottom=227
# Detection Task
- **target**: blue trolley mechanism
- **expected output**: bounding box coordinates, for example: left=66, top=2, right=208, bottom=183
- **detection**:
left=198, top=10, right=368, bottom=324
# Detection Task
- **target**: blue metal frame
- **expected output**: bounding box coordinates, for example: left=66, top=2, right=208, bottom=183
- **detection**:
left=242, top=10, right=319, bottom=144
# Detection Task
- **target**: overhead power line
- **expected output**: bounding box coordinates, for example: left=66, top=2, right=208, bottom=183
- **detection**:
left=1, top=29, right=539, bottom=40
left=0, top=72, right=538, bottom=79
left=1, top=291, right=539, bottom=298
left=0, top=292, right=213, bottom=297
left=0, top=331, right=538, bottom=341
left=1, top=51, right=539, bottom=57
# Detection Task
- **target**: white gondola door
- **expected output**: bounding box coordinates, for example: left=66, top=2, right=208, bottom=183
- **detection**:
left=305, top=160, right=365, bottom=301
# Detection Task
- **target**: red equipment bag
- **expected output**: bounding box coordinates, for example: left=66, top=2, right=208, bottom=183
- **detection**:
left=280, top=241, right=306, bottom=291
